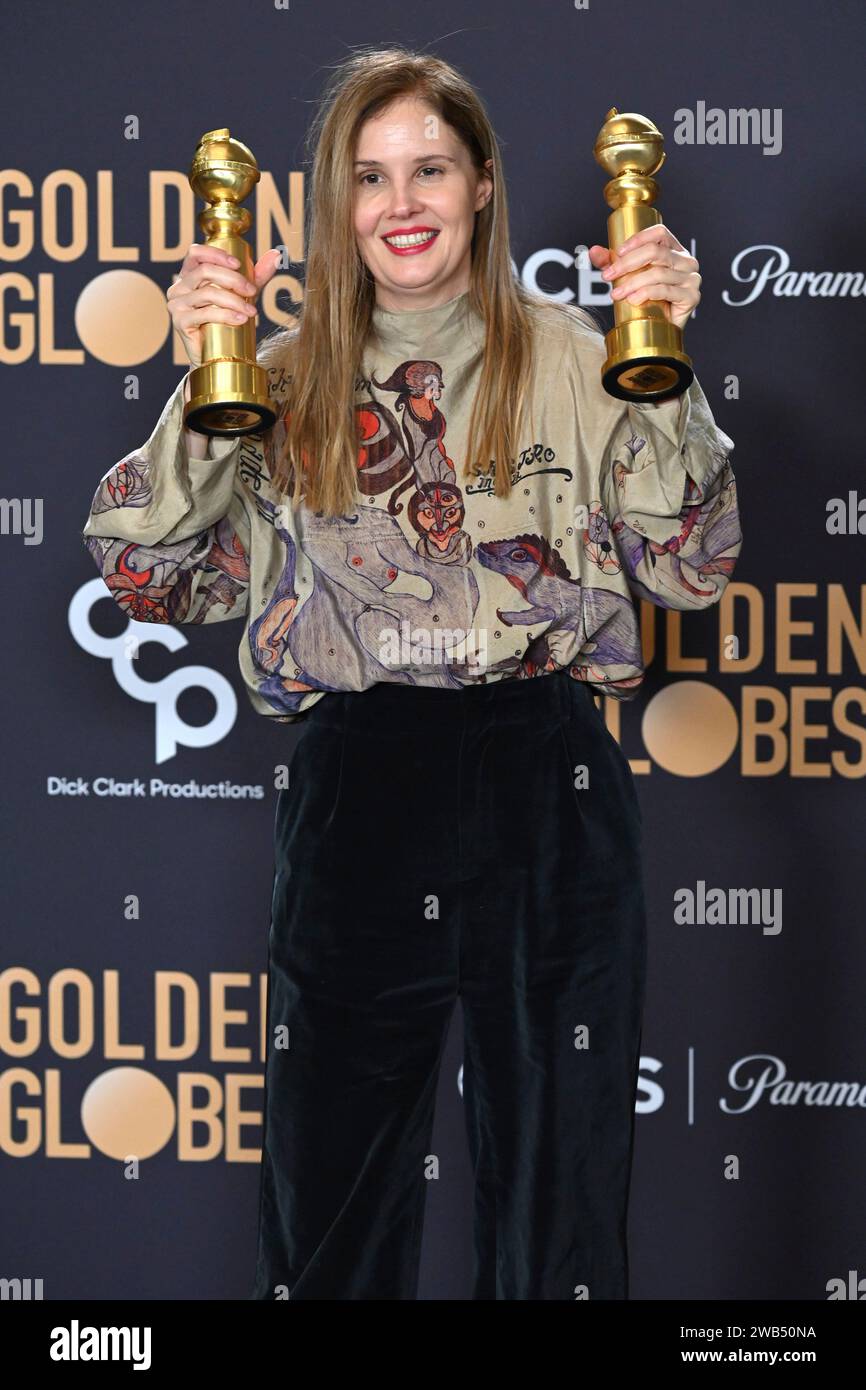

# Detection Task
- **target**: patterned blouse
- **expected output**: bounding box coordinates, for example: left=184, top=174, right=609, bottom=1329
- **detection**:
left=81, top=289, right=742, bottom=722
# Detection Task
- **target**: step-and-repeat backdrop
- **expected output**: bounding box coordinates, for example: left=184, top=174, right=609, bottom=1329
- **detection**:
left=2, top=0, right=864, bottom=1300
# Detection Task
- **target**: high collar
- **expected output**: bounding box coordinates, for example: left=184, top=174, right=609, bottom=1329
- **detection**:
left=368, top=287, right=486, bottom=358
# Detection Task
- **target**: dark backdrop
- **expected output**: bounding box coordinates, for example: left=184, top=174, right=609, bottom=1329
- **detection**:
left=2, top=0, right=864, bottom=1301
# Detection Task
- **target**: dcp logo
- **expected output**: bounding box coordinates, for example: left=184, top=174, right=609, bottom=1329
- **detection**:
left=69, top=579, right=237, bottom=763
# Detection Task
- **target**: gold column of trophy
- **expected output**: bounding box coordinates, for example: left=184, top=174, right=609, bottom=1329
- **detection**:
left=183, top=128, right=276, bottom=437
left=593, top=108, right=694, bottom=403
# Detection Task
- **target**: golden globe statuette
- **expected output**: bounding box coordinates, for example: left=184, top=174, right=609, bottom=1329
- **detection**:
left=593, top=107, right=694, bottom=403
left=183, top=128, right=276, bottom=436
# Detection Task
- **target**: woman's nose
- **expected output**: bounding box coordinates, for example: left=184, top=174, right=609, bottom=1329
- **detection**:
left=387, top=185, right=422, bottom=214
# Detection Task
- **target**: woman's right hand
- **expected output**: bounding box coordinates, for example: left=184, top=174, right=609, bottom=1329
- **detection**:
left=167, top=243, right=282, bottom=368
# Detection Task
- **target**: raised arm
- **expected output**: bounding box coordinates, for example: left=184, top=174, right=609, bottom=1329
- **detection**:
left=588, top=222, right=743, bottom=611
left=81, top=240, right=282, bottom=625
left=81, top=375, right=253, bottom=625
left=599, top=379, right=742, bottom=611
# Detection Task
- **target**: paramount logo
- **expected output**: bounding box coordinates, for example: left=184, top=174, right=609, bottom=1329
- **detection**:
left=721, top=1055, right=866, bottom=1114
left=725, top=244, right=866, bottom=305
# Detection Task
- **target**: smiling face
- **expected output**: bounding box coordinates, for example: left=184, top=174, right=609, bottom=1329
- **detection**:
left=353, top=94, right=493, bottom=312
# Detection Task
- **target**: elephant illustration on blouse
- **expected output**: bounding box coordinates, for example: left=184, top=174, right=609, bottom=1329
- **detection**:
left=248, top=498, right=483, bottom=711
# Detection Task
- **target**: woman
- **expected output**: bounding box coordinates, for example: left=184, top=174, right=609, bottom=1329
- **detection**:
left=81, top=46, right=742, bottom=1300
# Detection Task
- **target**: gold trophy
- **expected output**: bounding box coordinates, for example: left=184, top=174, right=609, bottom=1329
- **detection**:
left=593, top=107, right=694, bottom=403
left=183, top=128, right=276, bottom=436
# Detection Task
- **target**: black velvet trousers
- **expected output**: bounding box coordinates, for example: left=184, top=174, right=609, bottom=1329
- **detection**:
left=251, top=668, right=646, bottom=1300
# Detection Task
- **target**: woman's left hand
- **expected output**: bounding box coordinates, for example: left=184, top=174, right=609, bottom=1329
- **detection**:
left=587, top=225, right=701, bottom=332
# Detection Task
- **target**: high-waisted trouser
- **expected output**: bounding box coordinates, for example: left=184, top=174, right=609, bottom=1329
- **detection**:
left=251, top=668, right=647, bottom=1300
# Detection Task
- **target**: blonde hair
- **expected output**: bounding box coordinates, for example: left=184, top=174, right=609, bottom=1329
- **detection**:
left=257, top=44, right=603, bottom=515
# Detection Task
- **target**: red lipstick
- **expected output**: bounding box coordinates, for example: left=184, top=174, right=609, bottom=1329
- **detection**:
left=380, top=227, right=440, bottom=256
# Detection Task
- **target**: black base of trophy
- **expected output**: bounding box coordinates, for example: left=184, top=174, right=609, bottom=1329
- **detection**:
left=601, top=353, right=694, bottom=404
left=184, top=399, right=277, bottom=438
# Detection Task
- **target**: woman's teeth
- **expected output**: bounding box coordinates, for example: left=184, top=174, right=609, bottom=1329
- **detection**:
left=384, top=231, right=438, bottom=247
